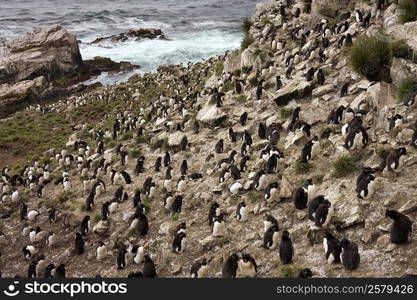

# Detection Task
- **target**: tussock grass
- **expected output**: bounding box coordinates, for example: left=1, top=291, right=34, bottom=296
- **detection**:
left=332, top=155, right=360, bottom=178
left=349, top=35, right=392, bottom=81
left=399, top=0, right=417, bottom=23
left=397, top=77, right=417, bottom=103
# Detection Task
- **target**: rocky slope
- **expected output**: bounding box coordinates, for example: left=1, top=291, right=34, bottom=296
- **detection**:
left=1, top=0, right=417, bottom=278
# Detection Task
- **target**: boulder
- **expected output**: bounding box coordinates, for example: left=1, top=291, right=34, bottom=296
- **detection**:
left=223, top=50, right=241, bottom=73
left=0, top=76, right=46, bottom=100
left=240, top=46, right=258, bottom=68
left=311, top=0, right=355, bottom=18
left=390, top=58, right=417, bottom=87
left=0, top=24, right=82, bottom=85
left=83, top=57, right=139, bottom=77
left=274, top=80, right=313, bottom=106
left=91, top=28, right=167, bottom=45
left=196, top=102, right=228, bottom=127
left=387, top=21, right=417, bottom=52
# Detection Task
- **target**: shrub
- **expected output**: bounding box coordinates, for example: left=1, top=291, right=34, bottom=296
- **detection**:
left=349, top=35, right=392, bottom=81
left=280, top=265, right=303, bottom=278
left=135, top=136, right=147, bottom=144
left=390, top=39, right=411, bottom=59
left=246, top=191, right=259, bottom=203
left=241, top=17, right=253, bottom=34
left=241, top=34, right=255, bottom=51
left=397, top=77, right=417, bottom=103
left=233, top=69, right=241, bottom=77
left=242, top=66, right=252, bottom=74
left=129, top=150, right=141, bottom=159
left=214, top=61, right=224, bottom=77
left=312, top=174, right=324, bottom=184
left=399, top=0, right=417, bottom=23
left=221, top=81, right=234, bottom=93
left=264, top=80, right=275, bottom=90
left=332, top=155, right=360, bottom=178
left=280, top=107, right=293, bottom=119
left=234, top=95, right=247, bottom=103
left=295, top=162, right=311, bottom=174
left=248, top=77, right=259, bottom=87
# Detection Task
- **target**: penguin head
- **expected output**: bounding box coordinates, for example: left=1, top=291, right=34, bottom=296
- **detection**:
left=340, top=238, right=350, bottom=249
left=281, top=230, right=290, bottom=240
left=324, top=231, right=334, bottom=240
left=385, top=209, right=401, bottom=220
left=398, top=147, right=407, bottom=156
left=299, top=268, right=313, bottom=278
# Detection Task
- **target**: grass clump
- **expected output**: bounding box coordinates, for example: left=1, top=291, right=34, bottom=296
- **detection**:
left=129, top=150, right=141, bottom=159
left=332, top=155, right=360, bottom=178
left=295, top=162, right=311, bottom=174
left=234, top=95, right=247, bottom=103
left=221, top=81, right=234, bottom=93
left=214, top=61, right=224, bottom=77
left=399, top=0, right=417, bottom=23
left=397, top=77, right=417, bottom=103
left=280, top=107, right=293, bottom=119
left=241, top=17, right=253, bottom=35
left=349, top=34, right=392, bottom=81
left=241, top=34, right=255, bottom=51
left=233, top=69, right=241, bottom=77
left=279, top=265, right=303, bottom=278
left=391, top=39, right=411, bottom=59
left=248, top=77, right=259, bottom=87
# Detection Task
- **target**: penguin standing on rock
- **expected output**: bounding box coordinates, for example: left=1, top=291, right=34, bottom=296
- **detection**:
left=294, top=187, right=308, bottom=209
left=190, top=258, right=209, bottom=278
left=386, top=147, right=407, bottom=173
left=238, top=254, right=257, bottom=277
left=236, top=201, right=248, bottom=222
left=172, top=232, right=187, bottom=253
left=80, top=216, right=91, bottom=236
left=222, top=254, right=239, bottom=278
left=308, top=195, right=333, bottom=227
left=279, top=230, right=293, bottom=265
left=117, top=246, right=127, bottom=269
left=143, top=255, right=156, bottom=278
left=340, top=239, right=360, bottom=270
left=323, top=232, right=341, bottom=264
left=256, top=80, right=264, bottom=100
left=356, top=174, right=376, bottom=199
left=74, top=232, right=85, bottom=255
left=212, top=213, right=226, bottom=237
left=263, top=225, right=280, bottom=249
left=386, top=210, right=412, bottom=244
left=264, top=182, right=279, bottom=202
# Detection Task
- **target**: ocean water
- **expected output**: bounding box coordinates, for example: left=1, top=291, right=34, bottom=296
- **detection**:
left=0, top=0, right=264, bottom=83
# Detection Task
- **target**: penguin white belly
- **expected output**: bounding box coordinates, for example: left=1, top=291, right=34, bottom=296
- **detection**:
left=148, top=186, right=156, bottom=198
left=238, top=207, right=248, bottom=222
left=197, top=265, right=208, bottom=278
left=164, top=197, right=174, bottom=210
left=365, top=180, right=376, bottom=199
left=238, top=261, right=256, bottom=278
left=270, top=231, right=279, bottom=249
left=322, top=203, right=334, bottom=227
left=134, top=247, right=144, bottom=264
left=109, top=202, right=118, bottom=214
left=212, top=221, right=225, bottom=237
left=323, top=238, right=328, bottom=254
left=341, top=124, right=349, bottom=136
left=129, top=219, right=139, bottom=230
left=178, top=180, right=187, bottom=193
left=263, top=221, right=272, bottom=233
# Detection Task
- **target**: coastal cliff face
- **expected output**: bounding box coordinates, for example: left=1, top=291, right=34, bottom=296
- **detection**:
left=1, top=0, right=417, bottom=278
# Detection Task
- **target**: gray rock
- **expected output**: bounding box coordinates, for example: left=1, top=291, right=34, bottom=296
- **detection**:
left=274, top=80, right=313, bottom=106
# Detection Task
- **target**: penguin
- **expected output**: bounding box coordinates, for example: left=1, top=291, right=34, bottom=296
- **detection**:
left=215, top=139, right=224, bottom=153
left=240, top=112, right=248, bottom=126
left=222, top=254, right=239, bottom=278
left=27, top=209, right=40, bottom=221
left=344, top=126, right=368, bottom=150
left=235, top=79, right=242, bottom=94
left=85, top=191, right=95, bottom=211
left=120, top=170, right=132, bottom=184
left=117, top=246, right=127, bottom=269
left=74, top=232, right=85, bottom=255
left=263, top=225, right=280, bottom=249
left=128, top=272, right=143, bottom=278
left=236, top=201, right=248, bottom=222
left=80, top=216, right=91, bottom=236
left=44, top=264, right=55, bottom=278
left=238, top=254, right=257, bottom=277
left=96, top=242, right=107, bottom=261
left=411, top=124, right=417, bottom=148
left=133, top=190, right=142, bottom=207
left=229, top=165, right=241, bottom=180
left=46, top=232, right=56, bottom=247
left=316, top=69, right=325, bottom=85
left=228, top=128, right=237, bottom=143
left=276, top=75, right=282, bottom=90
left=28, top=260, right=38, bottom=278
left=256, top=80, right=264, bottom=100
left=143, top=255, right=156, bottom=278
left=135, top=211, right=148, bottom=236
left=177, top=176, right=187, bottom=192
left=300, top=137, right=319, bottom=162
left=279, top=230, right=293, bottom=265
left=265, top=154, right=278, bottom=174
left=304, top=178, right=317, bottom=202
left=264, top=182, right=279, bottom=202
left=308, top=195, right=333, bottom=227
left=258, top=122, right=267, bottom=139
left=20, top=203, right=28, bottom=221
left=208, top=202, right=221, bottom=226
left=172, top=232, right=187, bottom=253
left=323, top=231, right=341, bottom=264
left=35, top=255, right=46, bottom=277
left=180, top=160, right=188, bottom=175
left=154, top=157, right=162, bottom=172
left=264, top=215, right=278, bottom=233
left=386, top=210, right=412, bottom=244
left=135, top=157, right=145, bottom=175
left=298, top=268, right=313, bottom=278
left=163, top=151, right=171, bottom=167
left=212, top=213, right=226, bottom=237
left=356, top=174, right=376, bottom=199
left=22, top=246, right=37, bottom=260
left=355, top=9, right=363, bottom=23
left=171, top=195, right=183, bottom=214
left=389, top=114, right=403, bottom=131
left=55, top=264, right=66, bottom=278
left=48, top=208, right=56, bottom=223
left=386, top=147, right=407, bottom=173
left=305, top=67, right=315, bottom=81
left=340, top=239, right=360, bottom=270
left=362, top=11, right=371, bottom=27
left=190, top=258, right=209, bottom=278
left=294, top=187, right=308, bottom=209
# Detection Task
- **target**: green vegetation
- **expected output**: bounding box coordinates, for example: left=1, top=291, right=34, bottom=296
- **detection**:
left=279, top=265, right=303, bottom=278
left=397, top=77, right=417, bottom=103
left=332, top=155, right=361, bottom=178
left=241, top=34, right=254, bottom=51
left=349, top=34, right=392, bottom=81
left=280, top=107, right=293, bottom=119
left=149, top=137, right=170, bottom=151
left=241, top=17, right=253, bottom=34
left=399, top=0, right=417, bottom=23
left=264, top=80, right=275, bottom=90
left=171, top=213, right=180, bottom=221
left=129, top=149, right=141, bottom=159
left=221, top=81, right=234, bottom=93
left=248, top=77, right=259, bottom=87
left=246, top=191, right=260, bottom=203
left=312, top=174, right=324, bottom=184
left=233, top=69, right=241, bottom=77
left=295, top=162, right=311, bottom=174
left=391, top=39, right=411, bottom=59
left=214, top=61, right=224, bottom=77
left=234, top=95, right=248, bottom=103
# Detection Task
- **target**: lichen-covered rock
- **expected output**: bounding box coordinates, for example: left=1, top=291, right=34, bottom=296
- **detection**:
left=274, top=80, right=313, bottom=106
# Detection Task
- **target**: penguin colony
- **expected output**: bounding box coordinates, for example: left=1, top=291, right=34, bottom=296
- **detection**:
left=0, top=0, right=417, bottom=278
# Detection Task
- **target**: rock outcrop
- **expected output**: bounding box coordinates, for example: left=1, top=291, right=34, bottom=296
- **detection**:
left=90, top=28, right=167, bottom=45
